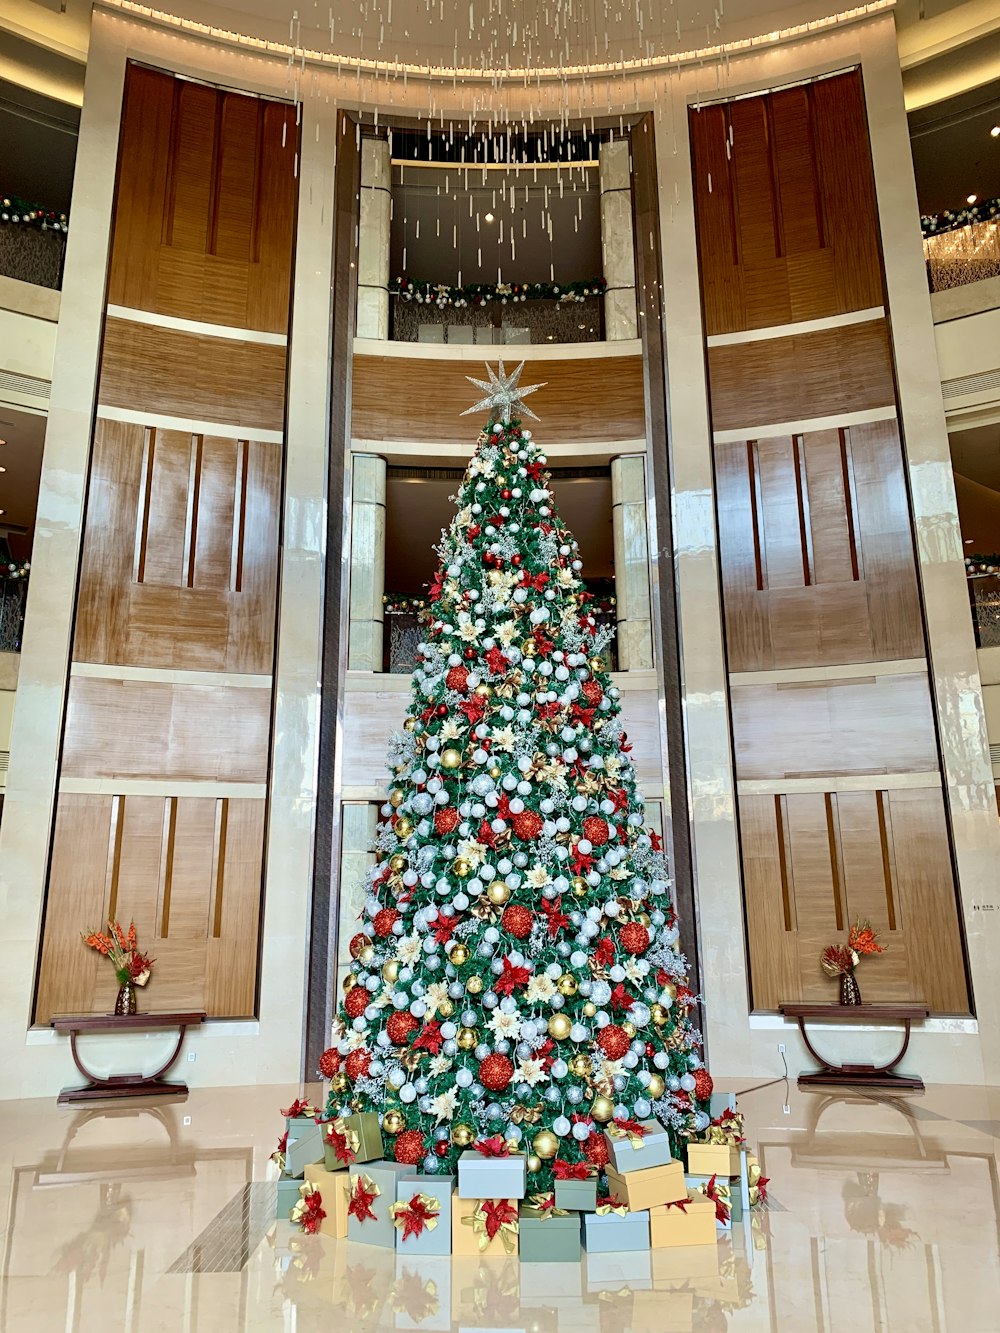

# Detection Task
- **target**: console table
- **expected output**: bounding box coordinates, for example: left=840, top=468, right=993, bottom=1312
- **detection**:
left=778, top=1003, right=929, bottom=1092
left=51, top=1012, right=206, bottom=1105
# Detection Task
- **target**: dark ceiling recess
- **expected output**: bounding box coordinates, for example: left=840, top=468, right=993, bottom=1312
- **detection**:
left=908, top=83, right=1000, bottom=216
left=0, top=77, right=79, bottom=212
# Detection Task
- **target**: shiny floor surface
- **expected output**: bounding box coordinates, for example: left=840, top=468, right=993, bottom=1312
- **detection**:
left=2, top=1077, right=999, bottom=1332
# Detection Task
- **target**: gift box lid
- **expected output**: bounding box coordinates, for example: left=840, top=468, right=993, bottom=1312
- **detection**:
left=519, top=1196, right=581, bottom=1228
left=606, top=1118, right=670, bottom=1149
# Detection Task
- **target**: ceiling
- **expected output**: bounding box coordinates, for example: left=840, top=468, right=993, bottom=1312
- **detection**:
left=0, top=407, right=46, bottom=560
left=0, top=77, right=79, bottom=212
left=908, top=82, right=1000, bottom=214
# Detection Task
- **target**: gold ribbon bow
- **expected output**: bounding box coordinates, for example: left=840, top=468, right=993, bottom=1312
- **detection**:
left=747, top=1160, right=767, bottom=1208
left=389, top=1193, right=441, bottom=1237
left=325, top=1117, right=361, bottom=1156
left=462, top=1202, right=519, bottom=1254
left=289, top=1182, right=320, bottom=1226
left=525, top=1192, right=570, bottom=1220
left=606, top=1123, right=646, bottom=1150
left=698, top=1177, right=732, bottom=1222
left=700, top=1110, right=745, bottom=1148
left=595, top=1197, right=629, bottom=1217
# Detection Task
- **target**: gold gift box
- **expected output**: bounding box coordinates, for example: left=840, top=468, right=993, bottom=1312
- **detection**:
left=303, top=1162, right=351, bottom=1238
left=686, top=1142, right=742, bottom=1177
left=604, top=1160, right=687, bottom=1213
left=649, top=1195, right=718, bottom=1248
left=451, top=1196, right=520, bottom=1258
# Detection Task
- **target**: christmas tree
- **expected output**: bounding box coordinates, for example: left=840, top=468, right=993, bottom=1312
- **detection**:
left=324, top=362, right=712, bottom=1188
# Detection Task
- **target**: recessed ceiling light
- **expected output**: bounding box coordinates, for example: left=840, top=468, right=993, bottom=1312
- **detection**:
left=0, top=439, right=6, bottom=446
left=992, top=126, right=1000, bottom=138
left=967, top=193, right=978, bottom=204
left=966, top=538, right=976, bottom=544
left=484, top=212, right=495, bottom=223
left=0, top=466, right=6, bottom=473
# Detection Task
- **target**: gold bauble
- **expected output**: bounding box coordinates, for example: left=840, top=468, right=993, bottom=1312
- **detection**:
left=637, top=913, right=651, bottom=927
left=395, top=818, right=413, bottom=838
left=571, top=876, right=588, bottom=894
left=343, top=973, right=357, bottom=992
left=454, top=858, right=471, bottom=878
left=359, top=945, right=375, bottom=966
left=573, top=882, right=588, bottom=898
left=389, top=789, right=405, bottom=808
left=532, top=1129, right=559, bottom=1160
left=474, top=683, right=493, bottom=698
left=403, top=718, right=417, bottom=732
left=547, top=1013, right=572, bottom=1041
left=650, top=1003, right=668, bottom=1026
left=382, top=1110, right=405, bottom=1136
left=389, top=854, right=407, bottom=873
left=487, top=879, right=511, bottom=906
left=457, top=1026, right=478, bottom=1051
left=570, top=1054, right=593, bottom=1079
left=622, top=1021, right=637, bottom=1038
left=449, top=943, right=470, bottom=966
left=488, top=765, right=502, bottom=780
left=583, top=1001, right=597, bottom=1018
left=330, top=1072, right=348, bottom=1094
left=440, top=748, right=463, bottom=770
left=465, top=975, right=484, bottom=995
left=556, top=973, right=578, bottom=997
left=451, top=1123, right=475, bottom=1148
left=590, top=1095, right=615, bottom=1123
left=663, top=982, right=678, bottom=1000
left=588, top=657, right=604, bottom=673
left=437, top=999, right=455, bottom=1019
left=526, top=1155, right=542, bottom=1175
left=382, top=960, right=400, bottom=984
left=647, top=1074, right=666, bottom=1100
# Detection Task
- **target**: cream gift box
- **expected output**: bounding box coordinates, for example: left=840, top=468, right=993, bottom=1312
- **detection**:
left=604, top=1159, right=687, bottom=1212
left=451, top=1196, right=520, bottom=1258
left=648, top=1195, right=718, bottom=1248
left=303, top=1162, right=351, bottom=1238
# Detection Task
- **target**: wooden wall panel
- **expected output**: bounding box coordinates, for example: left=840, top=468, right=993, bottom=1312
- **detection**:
left=61, top=678, right=270, bottom=783
left=73, top=420, right=281, bottom=673
left=98, top=319, right=287, bottom=432
left=706, top=320, right=894, bottom=433
left=352, top=354, right=646, bottom=444
left=108, top=65, right=296, bottom=333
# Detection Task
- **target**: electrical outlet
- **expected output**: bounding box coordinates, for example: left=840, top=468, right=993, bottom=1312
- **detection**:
left=187, top=1051, right=197, bottom=1062
left=777, top=1043, right=785, bottom=1055
left=783, top=1103, right=791, bottom=1115
left=183, top=1116, right=192, bottom=1126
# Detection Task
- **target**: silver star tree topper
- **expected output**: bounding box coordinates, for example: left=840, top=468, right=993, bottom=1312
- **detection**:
left=461, top=359, right=547, bottom=424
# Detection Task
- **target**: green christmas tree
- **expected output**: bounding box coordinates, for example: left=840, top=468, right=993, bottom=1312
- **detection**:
left=324, top=362, right=712, bottom=1187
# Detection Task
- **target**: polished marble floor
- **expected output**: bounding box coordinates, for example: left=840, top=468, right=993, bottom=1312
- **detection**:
left=2, top=1076, right=999, bottom=1332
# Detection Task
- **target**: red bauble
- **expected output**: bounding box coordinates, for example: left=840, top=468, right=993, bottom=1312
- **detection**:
left=511, top=810, right=544, bottom=841
left=374, top=907, right=400, bottom=938
left=434, top=1140, right=450, bottom=1158
left=318, top=1047, right=341, bottom=1079
left=581, top=679, right=604, bottom=707
left=645, top=1042, right=655, bottom=1058
left=501, top=489, right=512, bottom=500
left=693, top=1069, right=714, bottom=1101
left=583, top=816, right=610, bottom=847
left=619, top=921, right=650, bottom=955
left=437, top=705, right=448, bottom=717
left=464, top=648, right=476, bottom=660
left=435, top=808, right=460, bottom=835
left=349, top=931, right=369, bottom=958
left=597, top=1024, right=630, bottom=1061
left=394, top=1130, right=426, bottom=1165
left=344, top=1049, right=371, bottom=1081
left=344, top=985, right=369, bottom=1018
left=387, top=1011, right=420, bottom=1045
left=501, top=904, right=534, bottom=939
left=446, top=666, right=470, bottom=693
left=478, top=1053, right=515, bottom=1092
left=584, top=1132, right=610, bottom=1168
left=468, top=525, right=480, bottom=538
left=511, top=553, right=522, bottom=566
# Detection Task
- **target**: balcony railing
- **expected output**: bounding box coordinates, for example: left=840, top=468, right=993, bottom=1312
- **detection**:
left=0, top=199, right=68, bottom=289
left=389, top=277, right=608, bottom=345
left=923, top=198, right=1000, bottom=294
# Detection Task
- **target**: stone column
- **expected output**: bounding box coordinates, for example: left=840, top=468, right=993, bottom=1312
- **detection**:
left=348, top=453, right=387, bottom=671
left=599, top=140, right=638, bottom=341
left=356, top=137, right=391, bottom=339
left=611, top=454, right=653, bottom=670
left=336, top=803, right=378, bottom=997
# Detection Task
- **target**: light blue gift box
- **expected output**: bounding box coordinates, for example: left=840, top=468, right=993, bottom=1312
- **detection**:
left=348, top=1160, right=417, bottom=1249
left=603, top=1118, right=674, bottom=1173
left=285, top=1123, right=324, bottom=1178
left=276, top=1173, right=302, bottom=1218
left=582, top=1208, right=651, bottom=1253
left=457, top=1150, right=527, bottom=1200
left=393, top=1175, right=454, bottom=1256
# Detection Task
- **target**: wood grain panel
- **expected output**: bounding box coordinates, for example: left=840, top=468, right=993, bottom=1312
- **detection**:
left=730, top=672, right=938, bottom=782
left=74, top=419, right=280, bottom=672
left=99, top=318, right=287, bottom=432
left=706, top=320, right=894, bottom=433
left=739, top=794, right=801, bottom=1008
left=205, top=798, right=265, bottom=1016
left=351, top=354, right=645, bottom=444
left=61, top=678, right=270, bottom=783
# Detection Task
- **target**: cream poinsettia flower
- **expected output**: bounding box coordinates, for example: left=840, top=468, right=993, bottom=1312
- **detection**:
left=518, top=1057, right=548, bottom=1088
left=395, top=934, right=423, bottom=968
left=440, top=717, right=465, bottom=741
left=525, top=973, right=557, bottom=1003
left=524, top=864, right=552, bottom=890
left=495, top=621, right=518, bottom=647
left=490, top=726, right=517, bottom=753
left=487, top=1007, right=522, bottom=1041
left=556, top=567, right=577, bottom=588
left=604, top=758, right=622, bottom=781
left=430, top=1086, right=460, bottom=1123
left=610, top=865, right=630, bottom=881
left=428, top=1054, right=453, bottom=1078
left=457, top=838, right=487, bottom=867
left=623, top=957, right=650, bottom=984
left=459, top=621, right=480, bottom=642
left=540, top=761, right=568, bottom=790
left=455, top=505, right=473, bottom=528
left=344, top=1029, right=369, bottom=1052
left=424, top=980, right=451, bottom=1017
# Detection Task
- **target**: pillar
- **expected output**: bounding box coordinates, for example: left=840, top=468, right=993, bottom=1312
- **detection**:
left=348, top=453, right=387, bottom=670
left=599, top=140, right=638, bottom=341
left=356, top=138, right=391, bottom=339
left=611, top=455, right=653, bottom=670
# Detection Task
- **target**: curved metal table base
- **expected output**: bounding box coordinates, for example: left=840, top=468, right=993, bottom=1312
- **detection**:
left=778, top=1003, right=929, bottom=1093
left=51, top=1012, right=206, bottom=1105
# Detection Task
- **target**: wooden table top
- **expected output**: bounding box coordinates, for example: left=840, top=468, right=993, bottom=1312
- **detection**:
left=779, top=1003, right=929, bottom=1021
left=51, top=1012, right=206, bottom=1033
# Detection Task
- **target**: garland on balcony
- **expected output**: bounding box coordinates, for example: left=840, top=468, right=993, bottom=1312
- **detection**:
left=0, top=561, right=30, bottom=582
left=966, top=554, right=1000, bottom=576
left=922, top=195, right=1000, bottom=238
left=389, top=276, right=606, bottom=308
left=0, top=193, right=68, bottom=233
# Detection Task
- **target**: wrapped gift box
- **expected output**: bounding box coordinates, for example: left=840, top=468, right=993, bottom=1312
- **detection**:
left=603, top=1119, right=673, bottom=1174
left=392, top=1254, right=452, bottom=1332
left=285, top=1122, right=325, bottom=1178
left=285, top=1111, right=320, bottom=1138
left=451, top=1196, right=520, bottom=1258
left=582, top=1206, right=650, bottom=1254
left=686, top=1141, right=743, bottom=1178
left=392, top=1175, right=454, bottom=1256
left=585, top=1246, right=652, bottom=1290
left=302, top=1162, right=351, bottom=1238
left=685, top=1174, right=740, bottom=1229
left=276, top=1172, right=303, bottom=1218
left=347, top=1160, right=416, bottom=1248
left=648, top=1195, right=718, bottom=1248
left=604, top=1160, right=687, bottom=1213
left=457, top=1149, right=527, bottom=1200
left=518, top=1200, right=581, bottom=1263
left=322, top=1111, right=383, bottom=1171
left=553, top=1177, right=597, bottom=1212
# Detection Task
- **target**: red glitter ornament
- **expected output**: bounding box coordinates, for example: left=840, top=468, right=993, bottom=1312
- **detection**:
left=581, top=679, right=604, bottom=707
left=434, top=808, right=460, bottom=835
left=511, top=810, right=544, bottom=841
left=501, top=904, right=534, bottom=939
left=318, top=1047, right=341, bottom=1079
left=434, top=1140, right=450, bottom=1158
left=344, top=986, right=369, bottom=1019
left=619, top=921, right=650, bottom=955
left=394, top=1130, right=426, bottom=1165
left=344, top=1049, right=372, bottom=1081
left=374, top=907, right=400, bottom=937
left=387, top=1011, right=420, bottom=1045
left=693, top=1069, right=714, bottom=1101
left=478, top=1052, right=515, bottom=1092
left=584, top=1132, right=610, bottom=1168
left=597, top=1024, right=630, bottom=1061
left=349, top=932, right=369, bottom=959
left=446, top=666, right=470, bottom=693
left=583, top=816, right=610, bottom=847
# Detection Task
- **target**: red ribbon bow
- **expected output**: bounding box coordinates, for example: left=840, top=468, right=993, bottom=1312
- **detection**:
left=480, top=1198, right=519, bottom=1240
left=704, top=1174, right=730, bottom=1224
left=552, top=1159, right=592, bottom=1180
left=611, top=1117, right=648, bottom=1139
left=281, top=1098, right=317, bottom=1121
left=349, top=1175, right=379, bottom=1223
left=324, top=1121, right=358, bottom=1166
left=664, top=1198, right=689, bottom=1212
left=474, top=1135, right=513, bottom=1158
left=395, top=1192, right=440, bottom=1240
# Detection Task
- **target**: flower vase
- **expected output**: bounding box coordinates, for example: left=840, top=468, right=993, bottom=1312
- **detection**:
left=839, top=971, right=862, bottom=1006
left=115, top=978, right=138, bottom=1016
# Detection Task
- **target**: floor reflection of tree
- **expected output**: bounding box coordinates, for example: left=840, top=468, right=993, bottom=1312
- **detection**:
left=843, top=1172, right=918, bottom=1250
left=52, top=1184, right=133, bottom=1283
